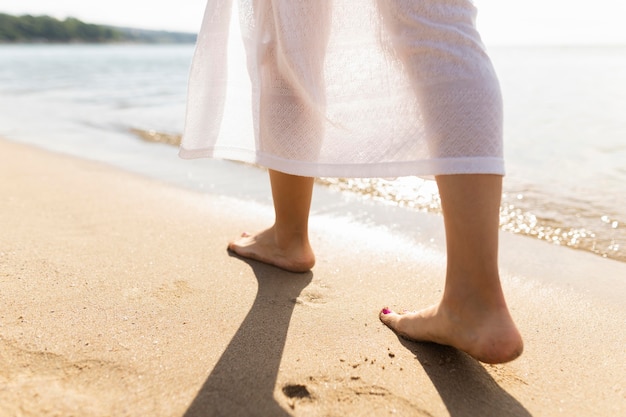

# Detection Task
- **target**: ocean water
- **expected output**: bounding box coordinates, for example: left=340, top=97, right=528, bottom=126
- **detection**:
left=0, top=43, right=624, bottom=263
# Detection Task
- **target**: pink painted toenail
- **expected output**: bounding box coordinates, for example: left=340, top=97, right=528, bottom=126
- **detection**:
left=382, top=308, right=392, bottom=315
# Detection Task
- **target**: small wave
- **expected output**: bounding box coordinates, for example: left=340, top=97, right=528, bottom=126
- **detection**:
left=319, top=178, right=625, bottom=264
left=137, top=128, right=625, bottom=264
left=130, top=128, right=181, bottom=146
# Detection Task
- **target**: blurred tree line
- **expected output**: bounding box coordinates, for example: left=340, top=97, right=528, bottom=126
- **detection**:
left=0, top=13, right=124, bottom=42
left=0, top=13, right=196, bottom=43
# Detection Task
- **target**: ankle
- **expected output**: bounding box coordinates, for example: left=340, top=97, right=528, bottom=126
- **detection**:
left=272, top=224, right=311, bottom=249
left=437, top=295, right=523, bottom=363
left=442, top=286, right=507, bottom=313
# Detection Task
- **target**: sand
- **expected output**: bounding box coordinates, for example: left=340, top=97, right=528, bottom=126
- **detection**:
left=1, top=138, right=625, bottom=417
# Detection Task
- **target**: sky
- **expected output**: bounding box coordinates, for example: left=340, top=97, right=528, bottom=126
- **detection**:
left=1, top=0, right=626, bottom=45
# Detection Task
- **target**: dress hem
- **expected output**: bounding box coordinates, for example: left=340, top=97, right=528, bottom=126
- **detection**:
left=178, top=147, right=505, bottom=178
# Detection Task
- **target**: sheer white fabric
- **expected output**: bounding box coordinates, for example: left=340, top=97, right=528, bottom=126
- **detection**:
left=180, top=0, right=504, bottom=178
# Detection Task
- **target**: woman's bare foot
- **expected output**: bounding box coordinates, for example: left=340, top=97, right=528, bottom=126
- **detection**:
left=228, top=227, right=315, bottom=273
left=379, top=303, right=523, bottom=364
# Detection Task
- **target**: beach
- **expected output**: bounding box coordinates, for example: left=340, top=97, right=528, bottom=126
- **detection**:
left=2, top=44, right=625, bottom=263
left=1, top=138, right=624, bottom=416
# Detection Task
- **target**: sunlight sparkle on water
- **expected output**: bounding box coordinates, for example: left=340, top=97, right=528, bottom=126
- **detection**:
left=321, top=181, right=626, bottom=263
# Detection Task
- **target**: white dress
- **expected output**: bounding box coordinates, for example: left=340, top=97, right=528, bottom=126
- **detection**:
left=180, top=0, right=504, bottom=178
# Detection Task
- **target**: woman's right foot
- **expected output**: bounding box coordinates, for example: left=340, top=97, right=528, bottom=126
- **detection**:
left=380, top=302, right=523, bottom=364
left=228, top=227, right=315, bottom=273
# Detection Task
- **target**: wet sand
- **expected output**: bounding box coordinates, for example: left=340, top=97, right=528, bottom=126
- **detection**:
left=1, top=138, right=624, bottom=416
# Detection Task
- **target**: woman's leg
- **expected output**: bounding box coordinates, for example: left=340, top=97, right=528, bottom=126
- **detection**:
left=228, top=169, right=315, bottom=272
left=380, top=174, right=523, bottom=364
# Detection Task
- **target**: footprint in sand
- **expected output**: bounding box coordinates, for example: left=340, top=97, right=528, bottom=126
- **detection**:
left=279, top=377, right=431, bottom=415
left=153, top=280, right=193, bottom=303
left=292, top=280, right=330, bottom=307
left=0, top=338, right=135, bottom=415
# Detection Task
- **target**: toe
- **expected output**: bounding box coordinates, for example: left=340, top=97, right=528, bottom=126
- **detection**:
left=379, top=308, right=401, bottom=329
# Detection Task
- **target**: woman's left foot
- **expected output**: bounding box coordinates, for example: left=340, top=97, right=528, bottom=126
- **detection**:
left=228, top=226, right=315, bottom=273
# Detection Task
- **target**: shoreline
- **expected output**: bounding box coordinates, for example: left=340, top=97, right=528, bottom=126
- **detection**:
left=2, top=42, right=625, bottom=265
left=1, top=137, right=625, bottom=416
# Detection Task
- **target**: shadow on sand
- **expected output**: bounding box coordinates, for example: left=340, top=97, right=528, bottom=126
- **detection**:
left=183, top=250, right=530, bottom=417
left=399, top=338, right=533, bottom=417
left=183, top=254, right=312, bottom=417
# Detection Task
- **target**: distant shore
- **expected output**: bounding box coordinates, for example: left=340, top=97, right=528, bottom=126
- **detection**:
left=0, top=13, right=196, bottom=44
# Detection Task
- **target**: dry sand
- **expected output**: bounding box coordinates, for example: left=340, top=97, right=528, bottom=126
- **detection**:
left=1, top=138, right=625, bottom=416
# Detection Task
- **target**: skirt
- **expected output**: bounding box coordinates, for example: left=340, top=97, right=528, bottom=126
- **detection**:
left=180, top=0, right=504, bottom=178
